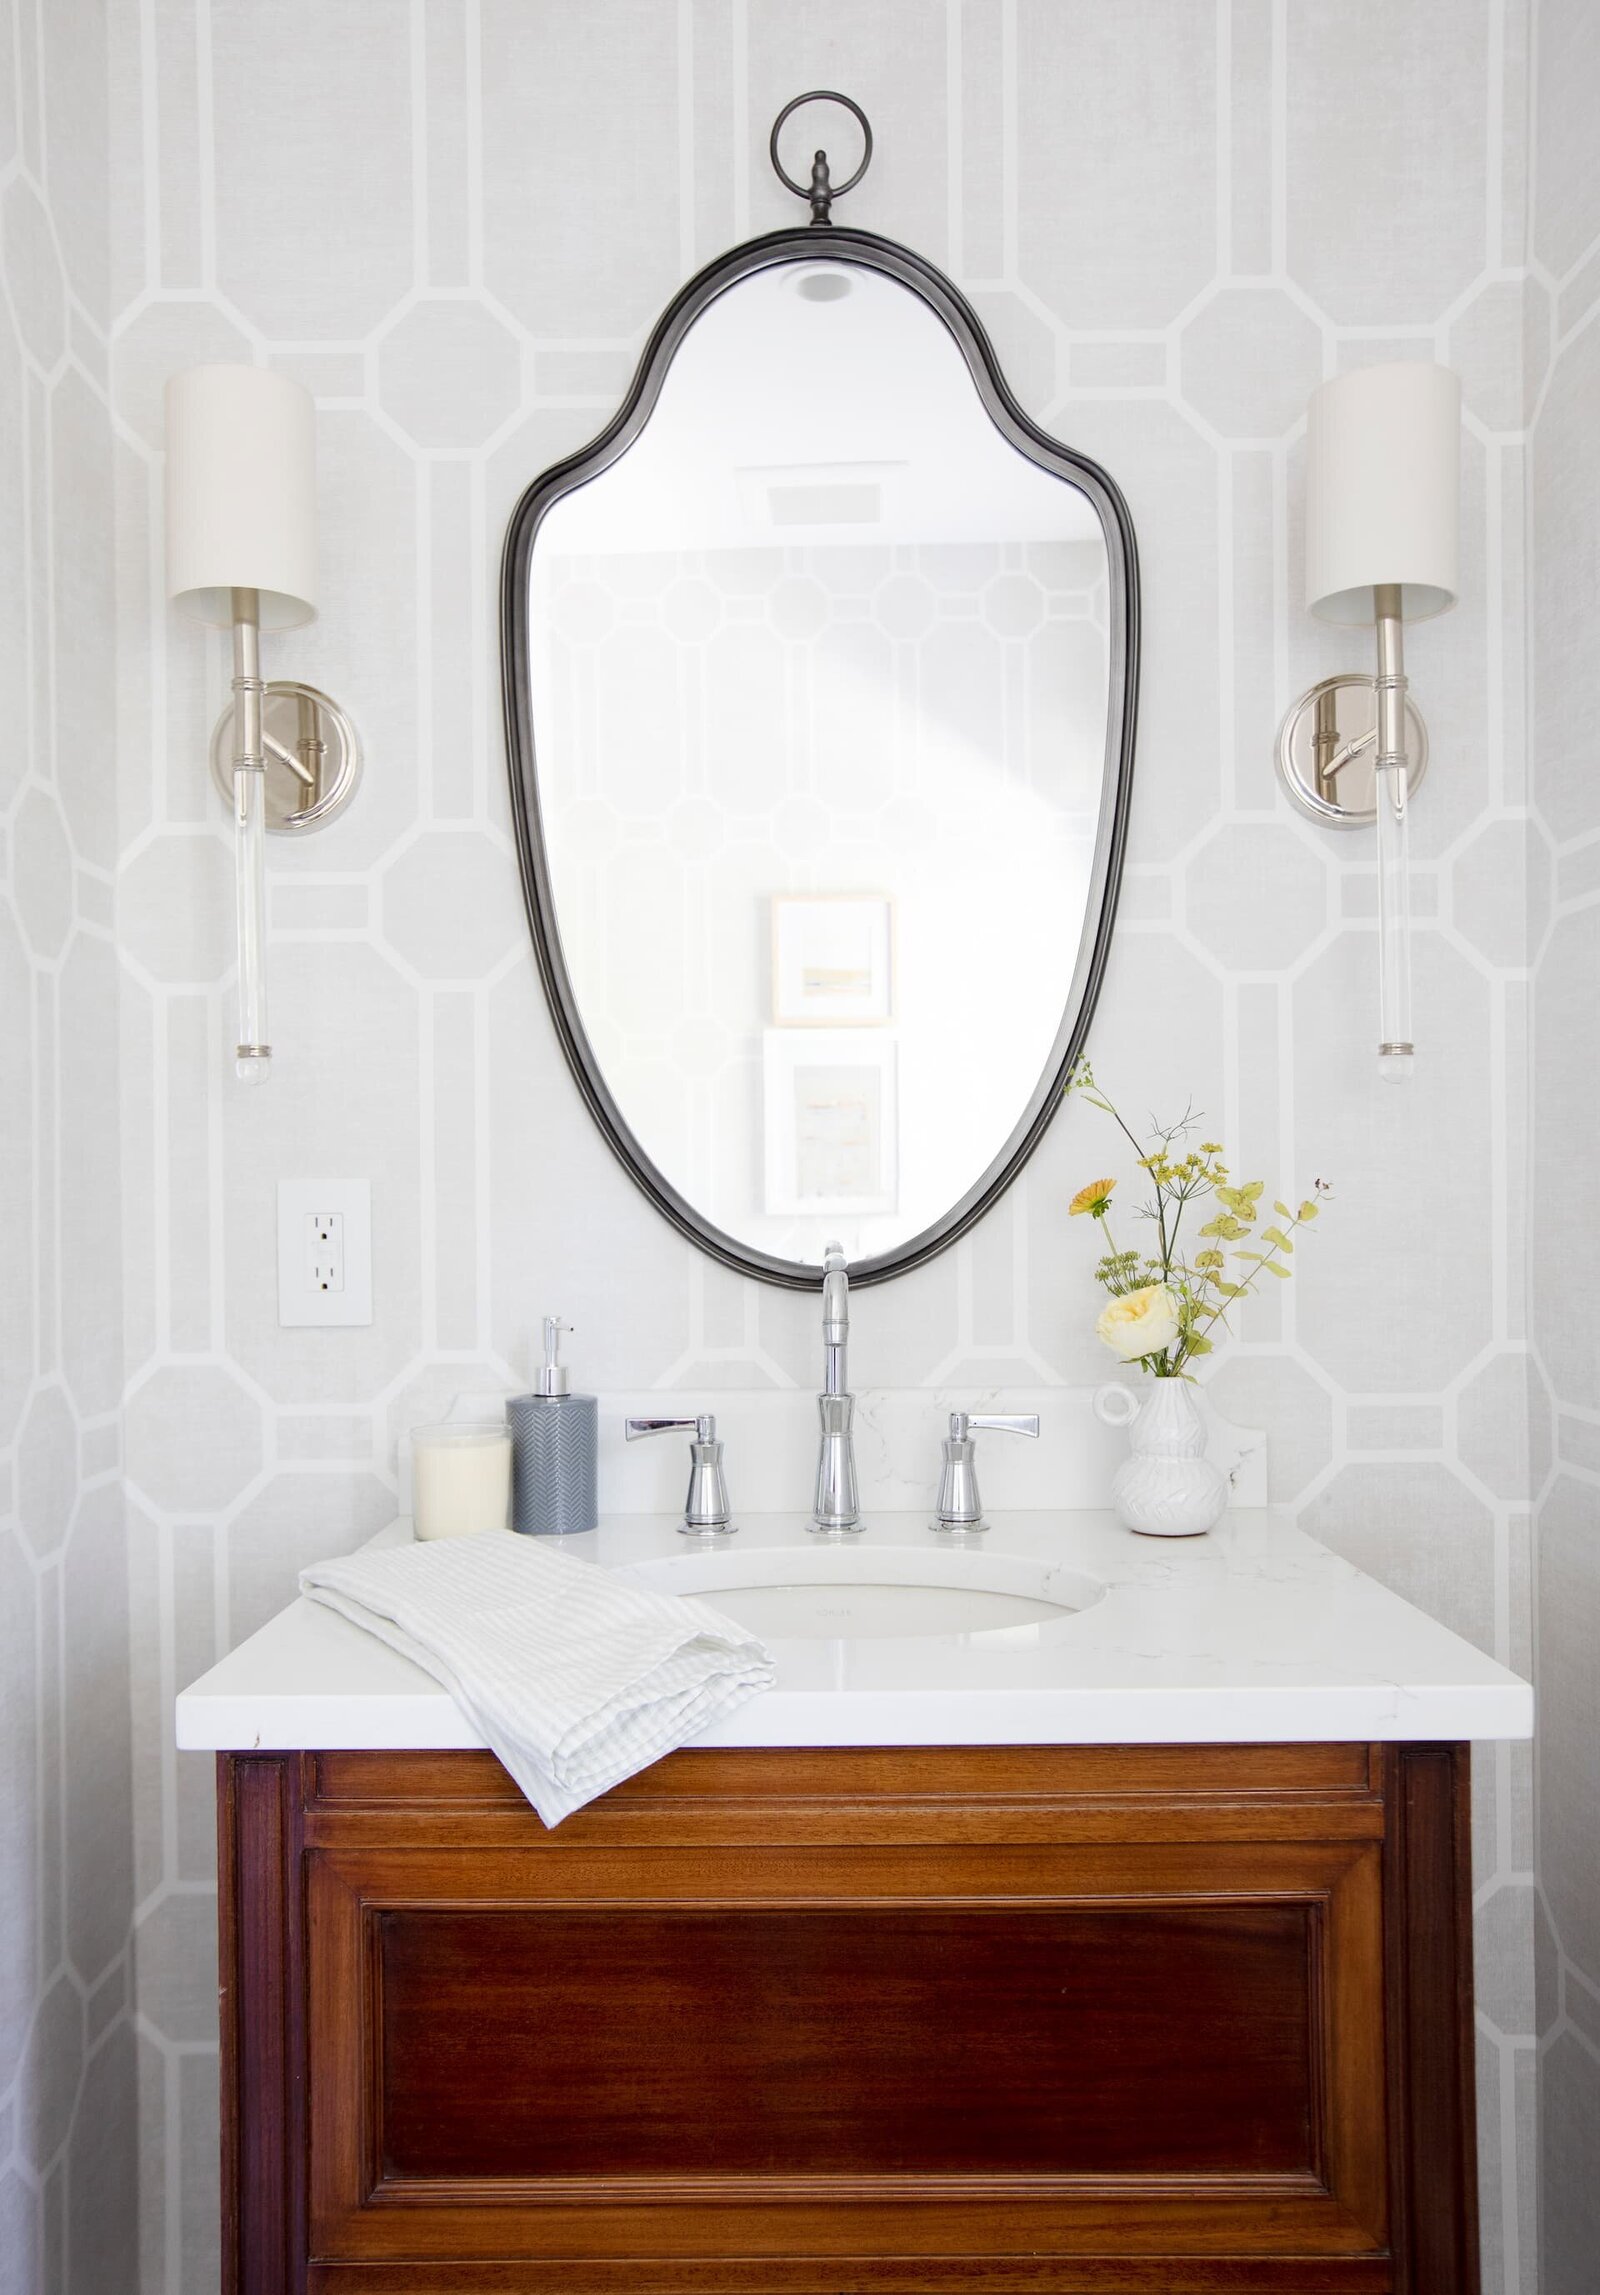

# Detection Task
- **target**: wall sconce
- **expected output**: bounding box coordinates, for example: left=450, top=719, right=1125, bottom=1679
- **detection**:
left=1276, top=362, right=1460, bottom=1080
left=164, top=365, right=361, bottom=1083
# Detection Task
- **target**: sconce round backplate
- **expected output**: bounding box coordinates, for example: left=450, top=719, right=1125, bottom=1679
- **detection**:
left=1275, top=674, right=1428, bottom=829
left=210, top=682, right=362, bottom=833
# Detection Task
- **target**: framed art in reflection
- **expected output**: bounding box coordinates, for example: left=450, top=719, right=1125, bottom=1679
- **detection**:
left=770, top=894, right=894, bottom=1026
left=762, top=1031, right=898, bottom=1216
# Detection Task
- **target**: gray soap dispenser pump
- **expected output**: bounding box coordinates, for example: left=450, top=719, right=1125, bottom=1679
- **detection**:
left=507, top=1316, right=599, bottom=1536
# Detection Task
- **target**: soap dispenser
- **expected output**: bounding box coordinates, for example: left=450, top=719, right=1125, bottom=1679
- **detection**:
left=506, top=1316, right=599, bottom=1537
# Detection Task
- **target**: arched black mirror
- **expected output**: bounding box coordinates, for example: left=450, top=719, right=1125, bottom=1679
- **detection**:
left=502, top=116, right=1138, bottom=1290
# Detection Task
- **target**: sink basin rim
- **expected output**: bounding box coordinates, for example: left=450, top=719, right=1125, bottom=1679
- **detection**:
left=614, top=1540, right=1106, bottom=1643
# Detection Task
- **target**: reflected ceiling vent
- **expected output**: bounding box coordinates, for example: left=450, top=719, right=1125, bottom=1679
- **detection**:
left=771, top=481, right=879, bottom=525
left=737, top=461, right=906, bottom=532
left=787, top=262, right=854, bottom=302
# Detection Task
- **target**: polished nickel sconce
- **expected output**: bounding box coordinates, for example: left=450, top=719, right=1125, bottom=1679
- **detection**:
left=164, top=365, right=361, bottom=1083
left=1276, top=363, right=1460, bottom=1080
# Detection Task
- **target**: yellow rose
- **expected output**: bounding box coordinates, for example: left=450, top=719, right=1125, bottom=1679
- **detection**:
left=1095, top=1283, right=1180, bottom=1362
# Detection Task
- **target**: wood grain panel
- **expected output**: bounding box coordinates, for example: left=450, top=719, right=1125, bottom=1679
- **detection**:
left=304, top=1743, right=1386, bottom=1851
left=377, top=1900, right=1315, bottom=2182
left=306, top=1836, right=1384, bottom=2262
left=311, top=1742, right=1379, bottom=1806
left=217, top=1741, right=1476, bottom=2294
left=1382, top=1744, right=1481, bottom=2293
left=218, top=1753, right=308, bottom=2293
left=305, top=2264, right=1396, bottom=2295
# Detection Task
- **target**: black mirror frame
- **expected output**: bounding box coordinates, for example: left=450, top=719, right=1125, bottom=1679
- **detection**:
left=500, top=224, right=1140, bottom=1290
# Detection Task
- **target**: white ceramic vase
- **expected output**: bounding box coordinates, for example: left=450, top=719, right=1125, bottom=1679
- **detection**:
left=1093, top=1378, right=1229, bottom=1537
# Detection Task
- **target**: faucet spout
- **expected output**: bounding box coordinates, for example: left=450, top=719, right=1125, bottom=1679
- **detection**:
left=821, top=1240, right=849, bottom=1342
left=811, top=1240, right=863, bottom=1534
left=821, top=1240, right=849, bottom=1395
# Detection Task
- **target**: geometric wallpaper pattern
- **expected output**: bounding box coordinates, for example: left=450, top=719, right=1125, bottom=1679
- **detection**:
left=4, top=2, right=1594, bottom=2289
left=1526, top=0, right=1600, bottom=2279
left=1, top=2, right=137, bottom=2290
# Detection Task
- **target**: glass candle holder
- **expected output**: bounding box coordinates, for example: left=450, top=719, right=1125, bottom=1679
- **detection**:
left=411, top=1423, right=512, bottom=1541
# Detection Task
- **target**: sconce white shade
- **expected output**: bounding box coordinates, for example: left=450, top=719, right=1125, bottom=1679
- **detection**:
left=1304, top=361, right=1460, bottom=626
left=164, top=364, right=316, bottom=630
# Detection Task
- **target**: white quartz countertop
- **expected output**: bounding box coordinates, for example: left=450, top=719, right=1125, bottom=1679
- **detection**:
left=176, top=1510, right=1533, bottom=1751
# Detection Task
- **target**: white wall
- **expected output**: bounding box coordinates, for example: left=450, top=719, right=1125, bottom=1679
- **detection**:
left=0, top=2, right=1549, bottom=2288
left=0, top=2, right=137, bottom=2289
left=1527, top=0, right=1600, bottom=2284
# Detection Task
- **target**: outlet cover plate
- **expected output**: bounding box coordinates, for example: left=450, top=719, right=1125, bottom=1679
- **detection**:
left=277, top=1179, right=373, bottom=1328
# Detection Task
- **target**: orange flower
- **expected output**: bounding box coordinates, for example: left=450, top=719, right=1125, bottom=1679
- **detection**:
left=1069, top=1177, right=1117, bottom=1219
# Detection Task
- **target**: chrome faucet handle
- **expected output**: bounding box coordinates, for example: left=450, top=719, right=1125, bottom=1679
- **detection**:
left=954, top=1412, right=1040, bottom=1441
left=931, top=1410, right=1039, bottom=1534
left=625, top=1413, right=736, bottom=1537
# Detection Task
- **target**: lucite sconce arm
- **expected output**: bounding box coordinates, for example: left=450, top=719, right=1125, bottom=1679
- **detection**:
left=164, top=366, right=360, bottom=1083
left=1276, top=362, right=1461, bottom=1080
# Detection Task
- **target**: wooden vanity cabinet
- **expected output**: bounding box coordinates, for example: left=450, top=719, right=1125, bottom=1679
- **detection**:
left=218, top=1741, right=1478, bottom=2294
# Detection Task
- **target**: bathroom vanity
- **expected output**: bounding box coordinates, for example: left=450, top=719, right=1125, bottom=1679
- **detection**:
left=180, top=1511, right=1532, bottom=2295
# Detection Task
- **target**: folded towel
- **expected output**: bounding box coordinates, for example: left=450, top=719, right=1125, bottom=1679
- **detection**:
left=299, top=1532, right=775, bottom=1826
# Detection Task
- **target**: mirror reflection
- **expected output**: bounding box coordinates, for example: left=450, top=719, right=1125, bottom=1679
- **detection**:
left=524, top=255, right=1119, bottom=1272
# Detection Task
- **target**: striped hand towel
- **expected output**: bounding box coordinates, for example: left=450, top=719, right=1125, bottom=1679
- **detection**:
left=299, top=1532, right=774, bottom=1826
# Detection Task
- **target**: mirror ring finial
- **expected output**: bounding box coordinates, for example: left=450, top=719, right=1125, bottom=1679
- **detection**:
left=768, top=91, right=874, bottom=224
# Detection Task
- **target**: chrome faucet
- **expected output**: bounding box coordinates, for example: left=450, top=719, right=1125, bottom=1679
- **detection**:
left=625, top=1413, right=735, bottom=1537
left=810, top=1241, right=863, bottom=1534
left=930, top=1411, right=1040, bottom=1534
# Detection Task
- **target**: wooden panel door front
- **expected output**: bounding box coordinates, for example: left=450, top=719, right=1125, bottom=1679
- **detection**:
left=219, top=1743, right=1479, bottom=2295
left=377, top=1896, right=1319, bottom=2183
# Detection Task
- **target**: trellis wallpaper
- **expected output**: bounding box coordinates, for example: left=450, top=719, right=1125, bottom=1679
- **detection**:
left=2, top=1, right=1585, bottom=2289
left=1527, top=0, right=1600, bottom=2282
left=0, top=0, right=139, bottom=2288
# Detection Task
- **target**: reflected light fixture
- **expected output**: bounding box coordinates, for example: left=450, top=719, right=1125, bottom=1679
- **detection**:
left=1276, top=362, right=1460, bottom=1081
left=164, top=364, right=361, bottom=1083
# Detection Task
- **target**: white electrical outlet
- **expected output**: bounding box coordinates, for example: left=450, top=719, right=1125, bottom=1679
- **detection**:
left=308, top=1211, right=344, bottom=1294
left=277, top=1180, right=372, bottom=1327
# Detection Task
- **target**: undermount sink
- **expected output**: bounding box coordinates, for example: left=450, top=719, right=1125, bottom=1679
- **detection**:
left=618, top=1542, right=1105, bottom=1641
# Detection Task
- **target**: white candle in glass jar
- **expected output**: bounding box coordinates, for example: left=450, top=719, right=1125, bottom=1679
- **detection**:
left=411, top=1423, right=512, bottom=1540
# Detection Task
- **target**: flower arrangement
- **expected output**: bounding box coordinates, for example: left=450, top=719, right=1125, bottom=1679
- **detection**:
left=1068, top=1061, right=1329, bottom=1379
